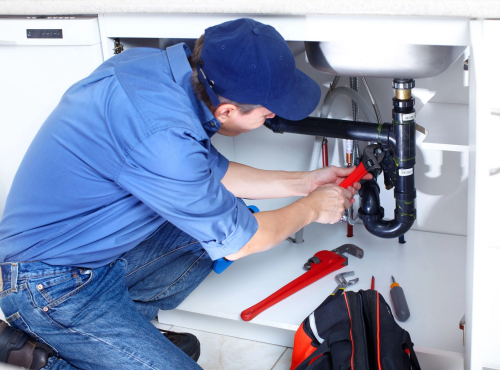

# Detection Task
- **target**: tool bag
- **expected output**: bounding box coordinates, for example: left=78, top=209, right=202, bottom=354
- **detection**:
left=290, top=289, right=421, bottom=370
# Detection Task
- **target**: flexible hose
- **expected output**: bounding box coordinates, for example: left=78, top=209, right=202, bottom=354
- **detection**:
left=361, top=77, right=382, bottom=124
left=309, top=76, right=341, bottom=171
left=320, top=87, right=378, bottom=124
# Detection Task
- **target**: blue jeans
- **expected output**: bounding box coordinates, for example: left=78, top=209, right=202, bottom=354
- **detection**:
left=0, top=221, right=213, bottom=369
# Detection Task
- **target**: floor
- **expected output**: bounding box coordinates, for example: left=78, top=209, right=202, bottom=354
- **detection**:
left=152, top=320, right=293, bottom=370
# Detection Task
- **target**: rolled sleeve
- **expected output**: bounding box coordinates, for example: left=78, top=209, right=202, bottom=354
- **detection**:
left=117, top=128, right=257, bottom=260
left=202, top=200, right=258, bottom=260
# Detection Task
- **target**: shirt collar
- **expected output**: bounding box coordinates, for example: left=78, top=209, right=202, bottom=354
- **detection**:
left=166, top=43, right=221, bottom=137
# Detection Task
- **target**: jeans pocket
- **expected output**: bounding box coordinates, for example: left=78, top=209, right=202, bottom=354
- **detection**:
left=28, top=269, right=94, bottom=310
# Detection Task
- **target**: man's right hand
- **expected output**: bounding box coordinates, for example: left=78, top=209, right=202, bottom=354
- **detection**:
left=298, top=184, right=354, bottom=224
left=224, top=183, right=357, bottom=261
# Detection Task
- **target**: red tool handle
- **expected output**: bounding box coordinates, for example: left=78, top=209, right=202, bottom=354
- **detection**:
left=338, top=162, right=367, bottom=189
left=241, top=250, right=346, bottom=321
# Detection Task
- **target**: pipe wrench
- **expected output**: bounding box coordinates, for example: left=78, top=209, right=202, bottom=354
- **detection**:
left=338, top=144, right=385, bottom=189
left=240, top=244, right=363, bottom=321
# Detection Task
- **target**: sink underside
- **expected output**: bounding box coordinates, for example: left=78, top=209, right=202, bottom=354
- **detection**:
left=305, top=42, right=467, bottom=79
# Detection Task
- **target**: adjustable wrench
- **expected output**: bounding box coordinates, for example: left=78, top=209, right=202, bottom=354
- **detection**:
left=331, top=271, right=359, bottom=296
left=240, top=244, right=363, bottom=321
left=338, top=144, right=385, bottom=189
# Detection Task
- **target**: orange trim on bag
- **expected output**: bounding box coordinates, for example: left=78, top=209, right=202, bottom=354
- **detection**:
left=343, top=292, right=354, bottom=369
left=291, top=323, right=317, bottom=370
left=377, top=292, right=382, bottom=370
left=308, top=354, right=323, bottom=366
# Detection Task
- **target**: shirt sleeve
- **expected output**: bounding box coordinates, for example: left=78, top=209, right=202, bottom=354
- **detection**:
left=116, top=127, right=257, bottom=260
left=207, top=143, right=230, bottom=182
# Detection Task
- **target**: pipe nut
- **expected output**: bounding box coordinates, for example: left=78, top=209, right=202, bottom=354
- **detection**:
left=392, top=79, right=415, bottom=90
left=358, top=207, right=385, bottom=222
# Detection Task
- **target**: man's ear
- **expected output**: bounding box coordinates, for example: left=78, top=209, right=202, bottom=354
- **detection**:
left=214, top=104, right=238, bottom=124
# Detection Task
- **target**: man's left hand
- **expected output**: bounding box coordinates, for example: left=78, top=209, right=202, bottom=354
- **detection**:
left=306, top=166, right=373, bottom=196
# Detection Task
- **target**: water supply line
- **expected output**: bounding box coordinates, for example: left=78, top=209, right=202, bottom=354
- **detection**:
left=347, top=77, right=360, bottom=237
left=349, top=77, right=361, bottom=167
left=345, top=77, right=382, bottom=229
left=320, top=87, right=378, bottom=123
left=290, top=78, right=340, bottom=244
left=361, top=77, right=382, bottom=125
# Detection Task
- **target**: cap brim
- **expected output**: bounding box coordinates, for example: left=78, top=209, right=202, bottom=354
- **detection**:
left=263, top=69, right=321, bottom=121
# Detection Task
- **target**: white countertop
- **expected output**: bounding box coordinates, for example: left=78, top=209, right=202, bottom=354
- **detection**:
left=0, top=0, right=499, bottom=18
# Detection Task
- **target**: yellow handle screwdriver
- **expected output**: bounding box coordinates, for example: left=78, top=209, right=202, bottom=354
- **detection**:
left=390, top=276, right=410, bottom=322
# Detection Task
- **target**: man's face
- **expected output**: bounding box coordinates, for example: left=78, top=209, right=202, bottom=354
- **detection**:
left=215, top=105, right=276, bottom=137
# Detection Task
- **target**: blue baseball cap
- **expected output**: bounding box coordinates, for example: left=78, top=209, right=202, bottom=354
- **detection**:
left=197, top=18, right=321, bottom=121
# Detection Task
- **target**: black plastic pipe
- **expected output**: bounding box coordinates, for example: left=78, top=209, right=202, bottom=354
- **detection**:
left=263, top=81, right=416, bottom=240
left=358, top=80, right=416, bottom=240
left=358, top=180, right=414, bottom=238
left=264, top=116, right=393, bottom=148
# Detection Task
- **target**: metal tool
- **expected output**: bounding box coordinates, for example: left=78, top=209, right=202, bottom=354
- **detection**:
left=390, top=276, right=410, bottom=322
left=240, top=244, right=364, bottom=321
left=338, top=143, right=385, bottom=189
left=303, top=244, right=363, bottom=271
left=331, top=271, right=359, bottom=296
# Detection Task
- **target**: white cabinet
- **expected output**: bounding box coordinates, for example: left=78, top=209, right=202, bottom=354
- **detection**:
left=89, top=13, right=500, bottom=370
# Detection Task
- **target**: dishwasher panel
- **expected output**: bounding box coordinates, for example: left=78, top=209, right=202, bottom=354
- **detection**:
left=0, top=16, right=103, bottom=217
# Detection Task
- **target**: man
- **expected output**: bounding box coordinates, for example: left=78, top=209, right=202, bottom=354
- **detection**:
left=0, top=18, right=367, bottom=369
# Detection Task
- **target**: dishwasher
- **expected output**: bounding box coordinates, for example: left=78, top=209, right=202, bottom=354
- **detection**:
left=0, top=15, right=103, bottom=216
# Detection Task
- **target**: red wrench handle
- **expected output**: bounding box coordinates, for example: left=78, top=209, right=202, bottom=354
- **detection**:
left=241, top=250, right=346, bottom=321
left=338, top=162, right=367, bottom=189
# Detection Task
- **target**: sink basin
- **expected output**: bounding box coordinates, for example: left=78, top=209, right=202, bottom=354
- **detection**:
left=305, top=42, right=467, bottom=79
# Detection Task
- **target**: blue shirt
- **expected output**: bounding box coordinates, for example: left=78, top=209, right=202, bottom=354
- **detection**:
left=0, top=43, right=258, bottom=268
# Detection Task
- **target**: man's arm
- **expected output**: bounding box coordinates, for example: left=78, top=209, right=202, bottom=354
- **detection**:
left=221, top=161, right=368, bottom=200
left=220, top=162, right=309, bottom=199
left=225, top=183, right=354, bottom=260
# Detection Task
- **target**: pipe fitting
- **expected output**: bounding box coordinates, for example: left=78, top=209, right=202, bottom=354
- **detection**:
left=356, top=79, right=416, bottom=239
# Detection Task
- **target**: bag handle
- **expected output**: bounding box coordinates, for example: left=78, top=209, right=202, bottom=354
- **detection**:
left=295, top=330, right=351, bottom=370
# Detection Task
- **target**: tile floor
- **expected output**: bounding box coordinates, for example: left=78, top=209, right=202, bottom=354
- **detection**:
left=152, top=321, right=293, bottom=370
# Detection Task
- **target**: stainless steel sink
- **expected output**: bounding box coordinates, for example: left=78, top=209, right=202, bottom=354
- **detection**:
left=304, top=42, right=467, bottom=79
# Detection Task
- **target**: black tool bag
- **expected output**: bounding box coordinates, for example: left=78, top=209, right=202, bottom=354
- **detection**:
left=290, top=289, right=421, bottom=370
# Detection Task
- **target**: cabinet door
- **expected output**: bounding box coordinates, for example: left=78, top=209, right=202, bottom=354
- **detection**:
left=467, top=19, right=500, bottom=370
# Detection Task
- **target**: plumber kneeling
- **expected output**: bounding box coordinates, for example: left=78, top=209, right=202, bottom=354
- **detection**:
left=0, top=18, right=369, bottom=370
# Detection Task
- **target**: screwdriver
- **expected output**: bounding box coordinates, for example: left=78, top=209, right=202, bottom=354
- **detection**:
left=390, top=276, right=410, bottom=322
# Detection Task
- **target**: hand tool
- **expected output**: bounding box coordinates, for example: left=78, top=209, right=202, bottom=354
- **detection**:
left=241, top=244, right=364, bottom=321
left=338, top=144, right=385, bottom=189
left=331, top=271, right=359, bottom=296
left=371, top=275, right=375, bottom=290
left=390, top=276, right=410, bottom=322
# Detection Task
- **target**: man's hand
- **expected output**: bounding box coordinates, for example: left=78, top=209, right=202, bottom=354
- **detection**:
left=299, top=183, right=354, bottom=224
left=306, top=166, right=372, bottom=198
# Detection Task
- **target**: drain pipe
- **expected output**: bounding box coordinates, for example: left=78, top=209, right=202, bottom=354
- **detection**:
left=264, top=79, right=417, bottom=240
left=358, top=79, right=416, bottom=239
left=264, top=116, right=392, bottom=146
